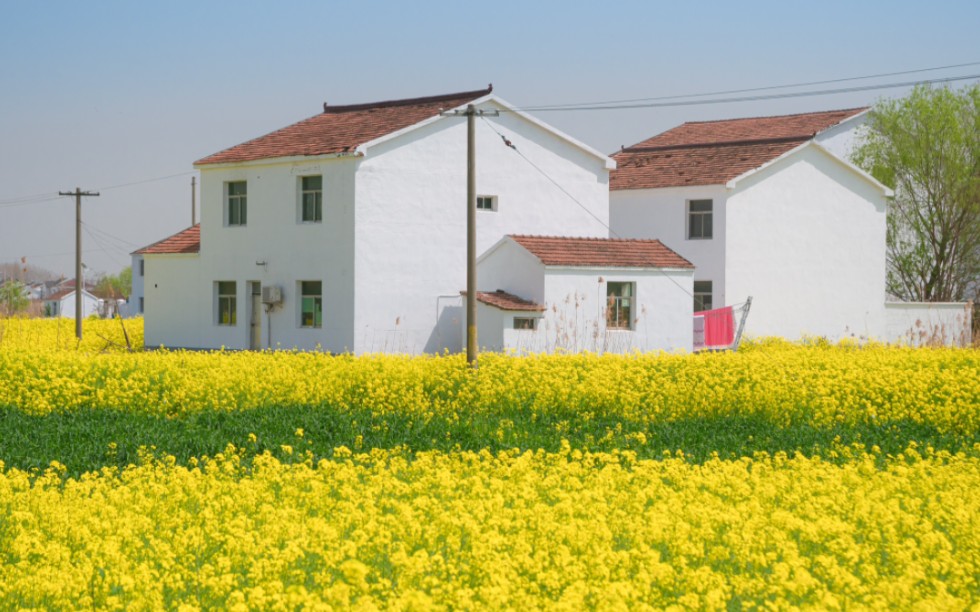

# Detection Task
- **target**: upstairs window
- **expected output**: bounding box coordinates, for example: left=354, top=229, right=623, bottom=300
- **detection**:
left=694, top=280, right=713, bottom=312
left=300, top=281, right=322, bottom=328
left=139, top=259, right=144, bottom=276
left=217, top=281, right=237, bottom=325
left=301, top=176, right=322, bottom=222
left=687, top=199, right=712, bottom=239
left=476, top=195, right=497, bottom=211
left=227, top=181, right=247, bottom=226
left=606, top=281, right=635, bottom=330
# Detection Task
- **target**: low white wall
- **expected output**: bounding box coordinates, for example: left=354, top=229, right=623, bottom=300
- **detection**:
left=885, top=302, right=973, bottom=347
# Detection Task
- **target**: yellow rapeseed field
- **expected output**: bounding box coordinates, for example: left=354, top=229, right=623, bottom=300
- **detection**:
left=1, top=318, right=977, bottom=435
left=2, top=445, right=978, bottom=609
left=1, top=317, right=979, bottom=609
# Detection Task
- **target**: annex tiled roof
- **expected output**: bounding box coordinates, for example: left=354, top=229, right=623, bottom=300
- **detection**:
left=46, top=288, right=95, bottom=301
left=134, top=225, right=200, bottom=255
left=510, top=235, right=693, bottom=269
left=461, top=290, right=545, bottom=312
left=611, top=107, right=866, bottom=190
left=195, top=87, right=493, bottom=165
left=46, top=288, right=74, bottom=301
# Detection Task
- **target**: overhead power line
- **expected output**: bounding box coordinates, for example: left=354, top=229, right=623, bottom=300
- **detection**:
left=531, top=60, right=980, bottom=110
left=478, top=116, right=696, bottom=300
left=512, top=73, right=980, bottom=113
left=0, top=171, right=196, bottom=210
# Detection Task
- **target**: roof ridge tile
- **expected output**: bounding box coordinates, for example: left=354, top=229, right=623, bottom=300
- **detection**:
left=322, top=86, right=492, bottom=113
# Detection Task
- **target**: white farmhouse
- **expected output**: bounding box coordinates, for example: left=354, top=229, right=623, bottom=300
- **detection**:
left=44, top=288, right=101, bottom=319
left=129, top=226, right=199, bottom=321
left=472, top=235, right=694, bottom=353
left=609, top=108, right=897, bottom=341
left=141, top=87, right=615, bottom=353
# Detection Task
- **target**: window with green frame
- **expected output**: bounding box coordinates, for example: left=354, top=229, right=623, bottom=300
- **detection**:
left=217, top=281, right=236, bottom=325
left=301, top=176, right=322, bottom=222
left=227, top=181, right=247, bottom=226
left=300, top=281, right=322, bottom=328
left=694, top=280, right=713, bottom=312
left=606, top=281, right=634, bottom=330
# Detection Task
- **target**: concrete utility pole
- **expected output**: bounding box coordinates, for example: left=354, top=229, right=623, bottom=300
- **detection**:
left=58, top=188, right=99, bottom=340
left=440, top=103, right=499, bottom=368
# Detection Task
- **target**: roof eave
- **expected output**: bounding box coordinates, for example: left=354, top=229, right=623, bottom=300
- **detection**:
left=488, top=95, right=616, bottom=169
left=724, top=140, right=893, bottom=197
left=543, top=264, right=695, bottom=273
left=355, top=93, right=496, bottom=156
left=194, top=150, right=364, bottom=170
left=810, top=141, right=894, bottom=197
left=357, top=95, right=616, bottom=169
left=724, top=140, right=811, bottom=189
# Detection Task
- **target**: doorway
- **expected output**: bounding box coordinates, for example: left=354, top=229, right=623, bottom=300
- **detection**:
left=250, top=282, right=262, bottom=349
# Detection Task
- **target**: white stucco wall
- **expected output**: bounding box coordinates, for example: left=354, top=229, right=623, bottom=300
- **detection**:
left=123, top=254, right=145, bottom=318
left=476, top=239, right=546, bottom=304
left=814, top=113, right=867, bottom=162
left=146, top=156, right=357, bottom=351
left=885, top=302, right=973, bottom=346
left=725, top=145, right=888, bottom=340
left=477, top=266, right=693, bottom=354
left=543, top=268, right=693, bottom=353
left=353, top=99, right=611, bottom=354
left=50, top=291, right=101, bottom=319
left=146, top=98, right=610, bottom=354
left=143, top=254, right=207, bottom=348
left=610, top=185, right=727, bottom=306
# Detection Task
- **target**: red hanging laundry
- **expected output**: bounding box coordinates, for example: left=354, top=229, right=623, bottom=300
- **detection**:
left=695, top=306, right=734, bottom=348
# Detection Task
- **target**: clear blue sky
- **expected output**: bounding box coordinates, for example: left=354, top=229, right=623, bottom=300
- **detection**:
left=2, top=0, right=978, bottom=277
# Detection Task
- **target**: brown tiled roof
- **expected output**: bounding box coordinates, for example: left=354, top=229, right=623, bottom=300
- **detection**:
left=46, top=288, right=74, bottom=301
left=461, top=290, right=545, bottom=312
left=134, top=225, right=200, bottom=255
left=611, top=107, right=866, bottom=190
left=196, top=87, right=493, bottom=165
left=510, top=235, right=693, bottom=269
left=46, top=288, right=95, bottom=301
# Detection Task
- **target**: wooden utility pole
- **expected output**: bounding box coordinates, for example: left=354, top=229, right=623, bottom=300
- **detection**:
left=58, top=188, right=99, bottom=340
left=440, top=103, right=499, bottom=367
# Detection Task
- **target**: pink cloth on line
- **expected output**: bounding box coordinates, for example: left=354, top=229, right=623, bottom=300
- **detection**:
left=695, top=306, right=734, bottom=347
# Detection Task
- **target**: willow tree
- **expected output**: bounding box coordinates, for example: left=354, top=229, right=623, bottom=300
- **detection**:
left=853, top=84, right=980, bottom=302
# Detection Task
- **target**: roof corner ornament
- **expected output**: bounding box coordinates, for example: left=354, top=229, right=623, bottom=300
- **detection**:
left=322, top=102, right=328, bottom=112
left=487, top=83, right=493, bottom=93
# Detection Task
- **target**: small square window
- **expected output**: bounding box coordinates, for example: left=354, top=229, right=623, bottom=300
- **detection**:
left=606, top=281, right=635, bottom=330
left=694, top=280, right=713, bottom=312
left=513, top=317, right=537, bottom=330
left=301, top=176, right=322, bottom=223
left=227, top=182, right=247, bottom=226
left=217, top=281, right=237, bottom=326
left=300, top=281, right=322, bottom=328
left=476, top=195, right=497, bottom=211
left=688, top=199, right=712, bottom=239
